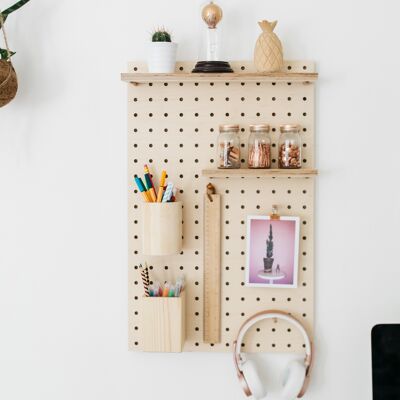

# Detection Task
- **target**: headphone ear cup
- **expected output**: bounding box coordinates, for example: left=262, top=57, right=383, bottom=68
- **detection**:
left=241, top=360, right=266, bottom=399
left=281, top=360, right=306, bottom=400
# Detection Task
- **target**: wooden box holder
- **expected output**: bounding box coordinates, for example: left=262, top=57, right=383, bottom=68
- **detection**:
left=141, top=291, right=186, bottom=352
left=142, top=201, right=183, bottom=256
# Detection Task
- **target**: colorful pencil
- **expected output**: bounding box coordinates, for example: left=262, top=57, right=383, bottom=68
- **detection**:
left=162, top=182, right=174, bottom=202
left=138, top=264, right=150, bottom=297
left=156, top=170, right=167, bottom=202
left=134, top=176, right=150, bottom=202
left=144, top=165, right=157, bottom=202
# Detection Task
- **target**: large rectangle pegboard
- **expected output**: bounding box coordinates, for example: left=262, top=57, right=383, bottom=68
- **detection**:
left=125, top=60, right=317, bottom=353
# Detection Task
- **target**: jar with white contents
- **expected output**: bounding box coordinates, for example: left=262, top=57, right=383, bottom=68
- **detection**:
left=278, top=124, right=302, bottom=169
left=217, top=124, right=241, bottom=169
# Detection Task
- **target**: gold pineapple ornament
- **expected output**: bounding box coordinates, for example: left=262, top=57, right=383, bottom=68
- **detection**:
left=254, top=20, right=284, bottom=73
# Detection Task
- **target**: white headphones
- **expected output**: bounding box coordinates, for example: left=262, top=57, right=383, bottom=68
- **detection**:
left=233, top=310, right=313, bottom=400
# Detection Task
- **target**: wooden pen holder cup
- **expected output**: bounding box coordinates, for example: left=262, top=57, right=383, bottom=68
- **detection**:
left=142, top=201, right=183, bottom=256
left=141, top=291, right=186, bottom=352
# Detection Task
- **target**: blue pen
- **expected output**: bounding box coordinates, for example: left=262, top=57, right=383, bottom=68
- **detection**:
left=134, top=176, right=149, bottom=202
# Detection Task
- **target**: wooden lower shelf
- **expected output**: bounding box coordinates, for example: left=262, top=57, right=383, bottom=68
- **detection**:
left=201, top=168, right=318, bottom=178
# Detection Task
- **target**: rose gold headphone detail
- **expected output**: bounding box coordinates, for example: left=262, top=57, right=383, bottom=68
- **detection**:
left=233, top=310, right=313, bottom=400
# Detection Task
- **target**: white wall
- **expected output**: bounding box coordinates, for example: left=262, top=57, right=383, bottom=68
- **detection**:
left=1, top=0, right=399, bottom=399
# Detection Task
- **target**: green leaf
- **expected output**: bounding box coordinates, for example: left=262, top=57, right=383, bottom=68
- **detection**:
left=0, top=48, right=15, bottom=59
left=1, top=0, right=31, bottom=19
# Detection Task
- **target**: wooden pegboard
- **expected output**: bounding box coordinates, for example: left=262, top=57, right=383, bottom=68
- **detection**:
left=125, top=60, right=316, bottom=353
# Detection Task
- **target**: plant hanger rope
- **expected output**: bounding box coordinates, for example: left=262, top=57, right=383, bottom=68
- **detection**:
left=0, top=11, right=12, bottom=90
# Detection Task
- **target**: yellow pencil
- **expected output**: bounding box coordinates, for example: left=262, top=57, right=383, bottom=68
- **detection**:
left=146, top=189, right=154, bottom=202
left=141, top=192, right=150, bottom=202
left=156, top=170, right=167, bottom=202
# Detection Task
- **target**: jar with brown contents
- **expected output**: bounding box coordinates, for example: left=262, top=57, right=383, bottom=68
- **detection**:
left=278, top=124, right=302, bottom=169
left=248, top=124, right=271, bottom=168
left=217, top=124, right=241, bottom=169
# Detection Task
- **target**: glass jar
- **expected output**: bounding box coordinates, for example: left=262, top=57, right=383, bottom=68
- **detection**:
left=248, top=124, right=271, bottom=168
left=278, top=124, right=302, bottom=169
left=217, top=124, right=240, bottom=169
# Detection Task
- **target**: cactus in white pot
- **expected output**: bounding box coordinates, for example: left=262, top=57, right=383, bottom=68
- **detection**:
left=147, top=28, right=177, bottom=73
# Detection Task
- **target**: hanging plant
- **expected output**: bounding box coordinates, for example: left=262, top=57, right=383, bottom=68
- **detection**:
left=0, top=0, right=31, bottom=107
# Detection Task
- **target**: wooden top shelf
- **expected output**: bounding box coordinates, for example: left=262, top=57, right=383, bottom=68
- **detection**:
left=202, top=168, right=318, bottom=178
left=121, top=72, right=318, bottom=85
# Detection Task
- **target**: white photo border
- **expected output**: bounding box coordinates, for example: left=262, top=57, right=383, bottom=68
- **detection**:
left=245, top=215, right=300, bottom=289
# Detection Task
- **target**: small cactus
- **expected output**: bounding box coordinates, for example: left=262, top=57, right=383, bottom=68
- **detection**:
left=151, top=28, right=172, bottom=42
left=266, top=224, right=273, bottom=258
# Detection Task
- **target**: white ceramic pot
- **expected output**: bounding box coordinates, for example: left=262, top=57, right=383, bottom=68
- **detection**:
left=147, top=42, right=178, bottom=73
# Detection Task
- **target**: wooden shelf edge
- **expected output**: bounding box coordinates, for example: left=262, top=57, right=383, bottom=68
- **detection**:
left=201, top=168, right=318, bottom=178
left=120, top=72, right=318, bottom=84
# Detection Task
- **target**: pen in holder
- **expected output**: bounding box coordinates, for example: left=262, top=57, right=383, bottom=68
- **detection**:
left=142, top=201, right=183, bottom=256
left=141, top=290, right=186, bottom=352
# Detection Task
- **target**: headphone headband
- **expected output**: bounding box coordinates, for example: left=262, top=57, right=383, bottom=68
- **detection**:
left=233, top=310, right=313, bottom=379
left=232, top=311, right=314, bottom=399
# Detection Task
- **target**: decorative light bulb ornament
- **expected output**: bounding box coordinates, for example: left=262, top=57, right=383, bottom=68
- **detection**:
left=201, top=1, right=223, bottom=29
left=192, top=1, right=233, bottom=73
